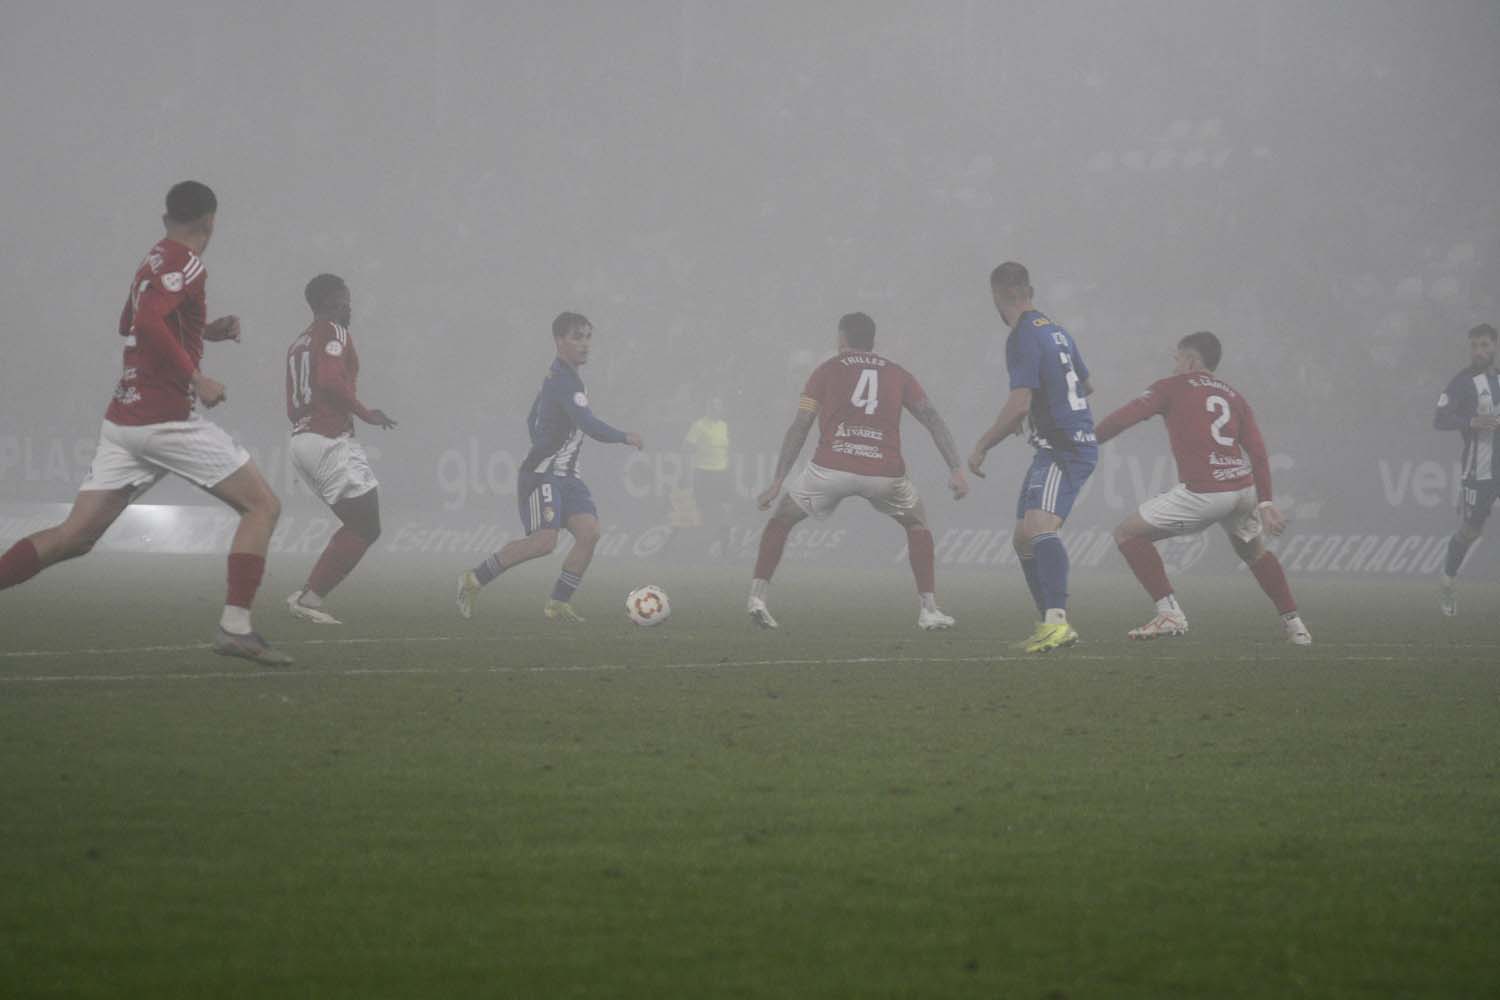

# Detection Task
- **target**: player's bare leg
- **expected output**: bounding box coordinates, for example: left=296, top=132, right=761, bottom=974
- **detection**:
left=1439, top=521, right=1481, bottom=617
left=1229, top=532, right=1310, bottom=645
left=1015, top=508, right=1078, bottom=652
left=206, top=461, right=292, bottom=665
left=544, top=514, right=599, bottom=623
left=749, top=495, right=806, bottom=628
left=1113, top=513, right=1189, bottom=639
left=890, top=502, right=952, bottom=630
left=0, top=487, right=135, bottom=592
left=459, top=528, right=558, bottom=620
left=289, top=490, right=382, bottom=625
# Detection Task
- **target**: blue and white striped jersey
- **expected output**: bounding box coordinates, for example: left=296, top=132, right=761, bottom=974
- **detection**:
left=520, top=357, right=629, bottom=478
left=1435, top=366, right=1500, bottom=483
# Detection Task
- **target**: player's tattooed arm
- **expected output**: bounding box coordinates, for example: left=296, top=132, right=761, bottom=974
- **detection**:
left=757, top=409, right=817, bottom=509
left=910, top=400, right=962, bottom=470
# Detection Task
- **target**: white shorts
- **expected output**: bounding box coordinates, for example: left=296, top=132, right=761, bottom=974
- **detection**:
left=291, top=432, right=378, bottom=507
left=1139, top=484, right=1261, bottom=543
left=788, top=462, right=919, bottom=520
left=80, top=417, right=250, bottom=496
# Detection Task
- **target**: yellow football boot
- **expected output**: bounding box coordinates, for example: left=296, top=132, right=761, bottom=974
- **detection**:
left=544, top=599, right=587, bottom=624
left=1021, top=621, right=1079, bottom=653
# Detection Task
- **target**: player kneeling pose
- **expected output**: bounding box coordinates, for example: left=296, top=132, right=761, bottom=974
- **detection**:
left=1095, top=331, right=1311, bottom=644
left=284, top=275, right=397, bottom=624
left=749, top=312, right=968, bottom=630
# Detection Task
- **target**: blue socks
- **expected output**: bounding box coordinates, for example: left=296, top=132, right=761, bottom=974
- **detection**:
left=1444, top=533, right=1474, bottom=578
left=473, top=553, right=507, bottom=587
left=1031, top=532, right=1069, bottom=613
left=551, top=570, right=583, bottom=603
left=1019, top=556, right=1045, bottom=616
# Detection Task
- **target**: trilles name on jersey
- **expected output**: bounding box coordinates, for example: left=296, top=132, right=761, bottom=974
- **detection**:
left=801, top=351, right=927, bottom=478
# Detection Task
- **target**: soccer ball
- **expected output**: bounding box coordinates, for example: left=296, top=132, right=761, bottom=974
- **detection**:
left=626, top=585, right=671, bottom=627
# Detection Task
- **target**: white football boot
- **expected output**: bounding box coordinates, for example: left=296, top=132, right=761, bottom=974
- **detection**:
left=1440, top=577, right=1458, bottom=617
left=1127, top=611, right=1189, bottom=640
left=286, top=590, right=342, bottom=625
left=1282, top=615, right=1313, bottom=646
left=917, top=608, right=955, bottom=630
left=456, top=570, right=481, bottom=620
left=747, top=597, right=779, bottom=629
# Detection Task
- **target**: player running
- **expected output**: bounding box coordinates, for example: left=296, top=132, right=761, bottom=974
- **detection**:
left=1095, top=331, right=1312, bottom=644
left=748, top=312, right=969, bottom=630
left=968, top=263, right=1095, bottom=653
left=1434, top=323, right=1499, bottom=616
left=457, top=312, right=642, bottom=622
left=0, top=182, right=290, bottom=664
left=284, top=274, right=397, bottom=625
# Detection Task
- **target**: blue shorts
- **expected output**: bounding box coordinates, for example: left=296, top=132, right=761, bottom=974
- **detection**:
left=517, top=472, right=597, bottom=535
left=1460, top=479, right=1500, bottom=530
left=1015, top=447, right=1097, bottom=522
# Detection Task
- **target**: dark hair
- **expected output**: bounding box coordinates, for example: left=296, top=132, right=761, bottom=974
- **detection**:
left=165, top=181, right=217, bottom=223
left=552, top=311, right=591, bottom=338
left=1469, top=323, right=1497, bottom=343
left=304, top=273, right=347, bottom=310
left=990, top=261, right=1031, bottom=292
left=1178, top=331, right=1223, bottom=371
left=839, top=312, right=876, bottom=351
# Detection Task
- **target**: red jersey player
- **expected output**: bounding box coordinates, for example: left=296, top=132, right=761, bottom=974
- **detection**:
left=1094, top=331, right=1311, bottom=644
left=0, top=182, right=291, bottom=664
left=749, top=312, right=969, bottom=629
left=284, top=274, right=397, bottom=625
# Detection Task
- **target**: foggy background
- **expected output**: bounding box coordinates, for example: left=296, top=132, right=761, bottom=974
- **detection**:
left=3, top=0, right=1497, bottom=579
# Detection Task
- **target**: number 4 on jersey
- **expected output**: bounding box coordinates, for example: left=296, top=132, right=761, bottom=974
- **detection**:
left=851, top=368, right=879, bottom=415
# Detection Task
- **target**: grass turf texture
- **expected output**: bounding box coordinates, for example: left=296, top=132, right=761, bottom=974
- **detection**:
left=2, top=556, right=1498, bottom=998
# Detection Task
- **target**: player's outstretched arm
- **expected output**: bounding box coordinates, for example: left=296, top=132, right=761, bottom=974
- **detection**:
left=757, top=409, right=816, bottom=509
left=968, top=388, right=1031, bottom=477
left=203, top=316, right=241, bottom=342
left=909, top=399, right=969, bottom=499
left=1094, top=391, right=1162, bottom=444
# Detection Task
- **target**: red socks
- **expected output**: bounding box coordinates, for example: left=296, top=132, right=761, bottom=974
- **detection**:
left=226, top=552, right=265, bottom=609
left=907, top=527, right=935, bottom=594
left=1250, top=551, right=1297, bottom=615
left=306, top=527, right=372, bottom=598
left=753, top=519, right=793, bottom=581
left=0, top=538, right=42, bottom=590
left=1118, top=535, right=1173, bottom=602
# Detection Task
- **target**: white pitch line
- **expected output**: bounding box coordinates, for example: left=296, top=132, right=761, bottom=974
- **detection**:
left=0, top=650, right=1407, bottom=685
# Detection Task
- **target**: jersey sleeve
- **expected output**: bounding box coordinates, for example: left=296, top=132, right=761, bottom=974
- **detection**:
left=799, top=364, right=827, bottom=414
left=1235, top=395, right=1273, bottom=503
left=1434, top=374, right=1475, bottom=430
left=131, top=282, right=197, bottom=381
left=685, top=421, right=702, bottom=446
left=558, top=376, right=629, bottom=443
left=311, top=326, right=374, bottom=423
left=1094, top=379, right=1169, bottom=443
left=1006, top=330, right=1042, bottom=391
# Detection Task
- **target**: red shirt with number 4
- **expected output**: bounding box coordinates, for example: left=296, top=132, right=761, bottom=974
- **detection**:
left=800, top=351, right=928, bottom=478
left=1095, top=372, right=1272, bottom=501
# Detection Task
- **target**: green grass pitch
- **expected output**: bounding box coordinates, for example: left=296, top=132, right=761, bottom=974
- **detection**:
left=2, top=555, right=1498, bottom=998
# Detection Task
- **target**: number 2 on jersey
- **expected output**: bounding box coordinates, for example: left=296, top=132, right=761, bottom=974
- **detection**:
left=851, top=368, right=879, bottom=415
left=1205, top=395, right=1234, bottom=446
left=1059, top=352, right=1087, bottom=411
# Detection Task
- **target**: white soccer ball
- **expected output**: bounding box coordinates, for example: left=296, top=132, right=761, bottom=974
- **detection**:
left=626, top=584, right=671, bottom=627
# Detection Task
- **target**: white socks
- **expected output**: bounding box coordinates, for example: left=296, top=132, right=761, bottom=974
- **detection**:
left=298, top=589, right=324, bottom=609
left=1156, top=594, right=1183, bottom=617
left=750, top=578, right=769, bottom=602
left=919, top=592, right=937, bottom=613
left=220, top=605, right=252, bottom=635
left=1044, top=609, right=1067, bottom=625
